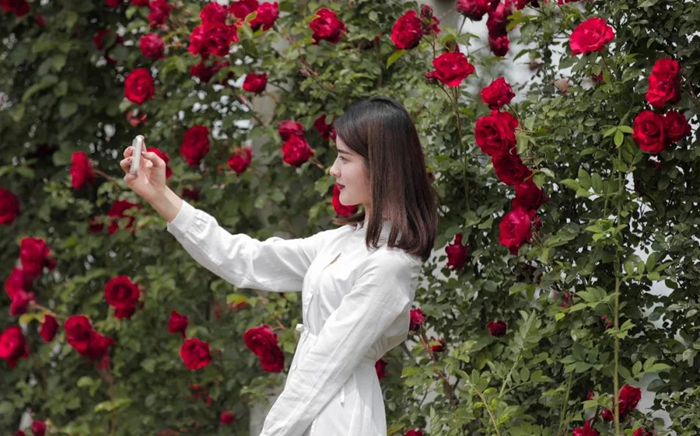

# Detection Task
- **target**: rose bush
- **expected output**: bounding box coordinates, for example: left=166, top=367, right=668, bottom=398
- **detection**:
left=1, top=0, right=699, bottom=435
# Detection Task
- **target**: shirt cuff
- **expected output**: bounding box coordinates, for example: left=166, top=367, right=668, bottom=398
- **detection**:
left=165, top=199, right=195, bottom=235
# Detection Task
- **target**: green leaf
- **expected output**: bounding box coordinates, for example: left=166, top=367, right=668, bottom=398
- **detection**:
left=614, top=129, right=624, bottom=147
left=59, top=101, right=78, bottom=118
left=387, top=49, right=406, bottom=68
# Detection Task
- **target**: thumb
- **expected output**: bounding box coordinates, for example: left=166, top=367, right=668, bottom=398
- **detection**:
left=142, top=151, right=164, bottom=167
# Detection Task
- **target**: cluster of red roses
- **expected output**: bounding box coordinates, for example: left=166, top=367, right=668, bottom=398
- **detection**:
left=166, top=310, right=214, bottom=371
left=633, top=58, right=691, bottom=154
left=409, top=307, right=445, bottom=354
left=573, top=385, right=648, bottom=436
left=3, top=237, right=55, bottom=319
left=242, top=324, right=284, bottom=372
left=390, top=5, right=440, bottom=51
left=10, top=420, right=47, bottom=436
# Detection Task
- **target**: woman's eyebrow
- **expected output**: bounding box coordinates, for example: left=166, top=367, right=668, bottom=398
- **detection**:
left=337, top=149, right=351, bottom=155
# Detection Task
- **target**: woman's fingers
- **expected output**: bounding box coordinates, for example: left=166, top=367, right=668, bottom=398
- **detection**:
left=123, top=146, right=133, bottom=158
left=119, top=157, right=132, bottom=172
left=141, top=151, right=164, bottom=168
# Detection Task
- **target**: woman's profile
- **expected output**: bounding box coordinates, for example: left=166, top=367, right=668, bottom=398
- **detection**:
left=120, top=96, right=438, bottom=436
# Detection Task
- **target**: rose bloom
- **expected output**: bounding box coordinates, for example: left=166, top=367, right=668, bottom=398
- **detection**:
left=168, top=310, right=188, bottom=338
left=124, top=68, right=155, bottom=105
left=64, top=315, right=94, bottom=356
left=85, top=331, right=115, bottom=360
left=391, top=10, right=423, bottom=50
left=487, top=320, right=507, bottom=337
left=332, top=183, right=358, bottom=217
left=569, top=17, right=615, bottom=55
left=631, top=428, right=653, bottom=436
left=512, top=180, right=548, bottom=212
left=278, top=120, right=305, bottom=140
left=486, top=1, right=512, bottom=37
left=456, top=0, right=490, bottom=21
left=419, top=4, right=440, bottom=36
left=242, top=72, right=267, bottom=94
left=475, top=110, right=519, bottom=157
left=664, top=110, right=691, bottom=142
left=200, top=2, right=228, bottom=25
left=409, top=308, right=425, bottom=332
left=5, top=267, right=31, bottom=300
left=148, top=0, right=172, bottom=28
left=572, top=420, right=600, bottom=436
left=93, top=29, right=124, bottom=64
left=445, top=233, right=468, bottom=271
left=375, top=358, right=387, bottom=380
left=228, top=147, right=253, bottom=176
left=499, top=207, right=532, bottom=255
left=0, top=187, right=20, bottom=225
left=250, top=1, right=279, bottom=31
left=40, top=314, right=59, bottom=342
left=20, top=237, right=54, bottom=280
left=190, top=60, right=230, bottom=83
left=313, top=114, right=335, bottom=141
left=147, top=147, right=172, bottom=179
left=104, top=276, right=141, bottom=320
left=601, top=384, right=642, bottom=421
left=309, top=8, right=347, bottom=45
left=229, top=0, right=258, bottom=20
left=646, top=58, right=681, bottom=109
left=282, top=136, right=315, bottom=167
left=425, top=51, right=475, bottom=87
left=405, top=430, right=424, bottom=436
left=219, top=410, right=236, bottom=425
left=132, top=0, right=149, bottom=5
left=180, top=125, right=210, bottom=166
left=107, top=199, right=140, bottom=234
left=140, top=33, right=165, bottom=59
left=481, top=77, right=515, bottom=109
left=0, top=0, right=30, bottom=17
left=243, top=324, right=279, bottom=356
left=489, top=34, right=510, bottom=57
left=632, top=110, right=669, bottom=154
left=70, top=151, right=95, bottom=189
left=180, top=338, right=213, bottom=370
left=258, top=345, right=285, bottom=372
left=0, top=326, right=29, bottom=368
left=10, top=290, right=36, bottom=316
left=31, top=421, right=46, bottom=436
left=492, top=153, right=532, bottom=186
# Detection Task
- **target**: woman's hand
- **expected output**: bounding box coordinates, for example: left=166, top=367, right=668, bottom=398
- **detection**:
left=120, top=143, right=167, bottom=204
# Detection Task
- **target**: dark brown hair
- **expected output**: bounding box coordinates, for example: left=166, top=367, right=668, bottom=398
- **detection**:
left=331, top=96, right=438, bottom=262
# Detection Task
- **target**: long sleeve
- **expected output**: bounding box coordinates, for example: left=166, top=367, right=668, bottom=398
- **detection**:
left=166, top=200, right=332, bottom=293
left=259, top=251, right=422, bottom=436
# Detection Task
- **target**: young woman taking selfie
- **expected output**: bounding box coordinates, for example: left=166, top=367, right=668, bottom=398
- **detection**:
left=120, top=96, right=438, bottom=436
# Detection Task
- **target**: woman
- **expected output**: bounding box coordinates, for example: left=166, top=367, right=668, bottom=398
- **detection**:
left=120, top=96, right=437, bottom=436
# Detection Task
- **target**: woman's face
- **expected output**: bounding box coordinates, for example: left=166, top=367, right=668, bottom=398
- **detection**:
left=329, top=137, right=371, bottom=209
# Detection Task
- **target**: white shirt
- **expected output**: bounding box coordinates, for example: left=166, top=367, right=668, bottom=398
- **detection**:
left=166, top=200, right=423, bottom=436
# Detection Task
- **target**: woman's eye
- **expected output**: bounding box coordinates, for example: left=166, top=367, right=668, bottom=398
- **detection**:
left=338, top=156, right=347, bottom=162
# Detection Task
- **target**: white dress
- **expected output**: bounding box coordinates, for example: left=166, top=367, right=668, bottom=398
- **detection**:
left=166, top=200, right=423, bottom=436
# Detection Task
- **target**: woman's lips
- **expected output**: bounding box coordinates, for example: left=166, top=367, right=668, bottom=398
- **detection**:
left=336, top=184, right=345, bottom=191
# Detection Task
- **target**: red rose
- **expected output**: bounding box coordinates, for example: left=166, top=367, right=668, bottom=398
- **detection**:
left=5, top=268, right=31, bottom=300
left=31, top=421, right=46, bottom=436
left=182, top=188, right=200, bottom=202
left=631, top=429, right=653, bottom=436
left=429, top=337, right=446, bottom=352
left=512, top=180, right=548, bottom=212
left=105, top=0, right=120, bottom=6
left=132, top=0, right=149, bottom=5
left=456, top=0, right=490, bottom=21
left=646, top=58, right=681, bottom=109
left=419, top=4, right=440, bottom=36
left=40, top=314, right=59, bottom=342
left=124, top=68, right=155, bottom=105
left=409, top=308, right=425, bottom=332
left=104, top=276, right=141, bottom=320
left=180, top=125, right=210, bottom=166
left=0, top=187, right=20, bottom=225
left=445, top=233, right=469, bottom=271
left=313, top=114, right=335, bottom=141
left=481, top=77, right=515, bottom=109
left=86, top=331, right=115, bottom=360
left=70, top=151, right=95, bottom=189
left=259, top=345, right=285, bottom=372
left=219, top=410, right=236, bottom=425
left=148, top=0, right=172, bottom=28
left=569, top=17, right=614, bottom=55
left=229, top=0, right=258, bottom=20
left=228, top=147, right=253, bottom=176
left=632, top=110, right=669, bottom=154
left=64, top=315, right=94, bottom=355
left=489, top=34, right=510, bottom=57
left=140, top=33, right=165, bottom=59
left=200, top=2, right=228, bottom=25
left=147, top=147, right=172, bottom=179
left=20, top=237, right=53, bottom=279
left=475, top=110, right=519, bottom=157
left=0, top=0, right=30, bottom=17
left=487, top=320, right=507, bottom=337
left=664, top=110, right=691, bottom=142
left=189, top=60, right=230, bottom=83
left=10, top=290, right=36, bottom=316
left=572, top=420, right=600, bottom=436
left=243, top=324, right=279, bottom=356
left=278, top=120, right=304, bottom=140
left=309, top=8, right=347, bottom=45
left=332, top=184, right=358, bottom=217
left=15, top=430, right=25, bottom=436
left=281, top=136, right=315, bottom=167
left=180, top=337, right=213, bottom=370
left=492, top=153, right=532, bottom=185
left=0, top=326, right=29, bottom=368
left=107, top=200, right=140, bottom=234
left=425, top=51, right=475, bottom=87
left=168, top=310, right=189, bottom=338
left=499, top=207, right=532, bottom=255
left=242, top=72, right=267, bottom=93
left=391, top=10, right=423, bottom=50
left=93, top=29, right=124, bottom=64
left=602, top=384, right=642, bottom=421
left=250, top=1, right=279, bottom=31
left=375, top=358, right=387, bottom=380
left=205, top=23, right=238, bottom=57
left=486, top=1, right=512, bottom=37
left=405, top=430, right=424, bottom=436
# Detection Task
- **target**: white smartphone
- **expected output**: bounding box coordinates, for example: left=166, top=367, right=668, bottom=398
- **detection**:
left=129, top=135, right=145, bottom=174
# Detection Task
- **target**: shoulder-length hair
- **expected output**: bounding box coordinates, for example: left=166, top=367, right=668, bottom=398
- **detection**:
left=331, top=96, right=438, bottom=262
